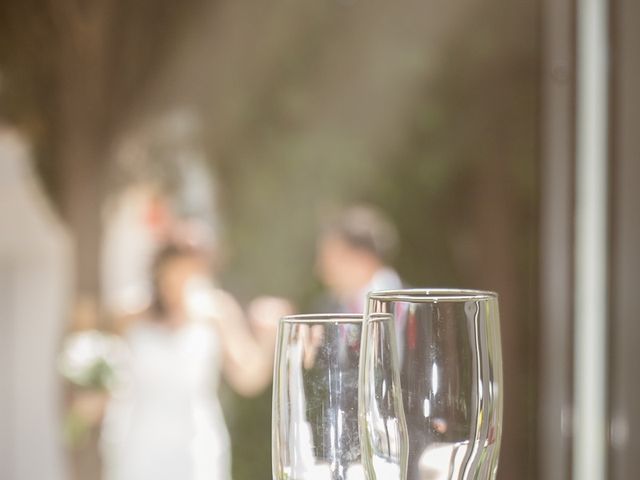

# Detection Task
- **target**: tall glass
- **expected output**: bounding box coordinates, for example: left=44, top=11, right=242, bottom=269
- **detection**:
left=362, top=289, right=503, bottom=480
left=358, top=313, right=409, bottom=480
left=272, top=314, right=367, bottom=480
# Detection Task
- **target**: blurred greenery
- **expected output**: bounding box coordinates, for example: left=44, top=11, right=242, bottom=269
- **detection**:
left=212, top=1, right=539, bottom=479
left=0, top=0, right=539, bottom=478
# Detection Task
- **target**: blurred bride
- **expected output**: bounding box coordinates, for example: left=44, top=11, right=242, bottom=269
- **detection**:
left=100, top=242, right=290, bottom=480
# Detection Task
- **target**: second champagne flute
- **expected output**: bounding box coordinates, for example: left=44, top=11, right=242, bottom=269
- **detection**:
left=363, top=289, right=503, bottom=480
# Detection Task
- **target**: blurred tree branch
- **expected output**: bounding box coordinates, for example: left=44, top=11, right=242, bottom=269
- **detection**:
left=0, top=0, right=209, bottom=309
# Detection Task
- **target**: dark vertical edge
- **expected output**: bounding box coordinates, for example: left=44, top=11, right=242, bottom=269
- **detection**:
left=607, top=0, right=640, bottom=478
left=539, top=0, right=576, bottom=478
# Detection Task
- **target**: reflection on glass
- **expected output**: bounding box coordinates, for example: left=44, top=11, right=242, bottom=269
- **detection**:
left=272, top=314, right=366, bottom=480
left=358, top=313, right=409, bottom=480
left=365, top=289, right=503, bottom=480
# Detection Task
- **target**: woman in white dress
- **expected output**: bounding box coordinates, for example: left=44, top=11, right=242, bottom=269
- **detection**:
left=101, top=244, right=289, bottom=480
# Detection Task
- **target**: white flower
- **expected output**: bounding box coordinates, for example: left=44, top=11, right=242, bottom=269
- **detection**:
left=58, top=330, right=128, bottom=390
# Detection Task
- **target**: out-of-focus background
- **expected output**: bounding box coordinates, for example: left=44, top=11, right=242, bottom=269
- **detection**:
left=0, top=0, right=638, bottom=479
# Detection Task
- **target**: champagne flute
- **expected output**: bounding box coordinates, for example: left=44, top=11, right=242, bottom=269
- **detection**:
left=272, top=314, right=367, bottom=480
left=362, top=289, right=503, bottom=480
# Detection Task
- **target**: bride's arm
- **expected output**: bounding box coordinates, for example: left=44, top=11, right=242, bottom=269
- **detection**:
left=209, top=290, right=291, bottom=397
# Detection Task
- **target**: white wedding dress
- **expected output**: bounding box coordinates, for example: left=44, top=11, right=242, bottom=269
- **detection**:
left=101, top=319, right=231, bottom=480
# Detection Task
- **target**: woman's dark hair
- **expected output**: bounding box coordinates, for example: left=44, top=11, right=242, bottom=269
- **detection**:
left=149, top=243, right=205, bottom=318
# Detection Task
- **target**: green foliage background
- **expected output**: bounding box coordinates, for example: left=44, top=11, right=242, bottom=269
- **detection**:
left=210, top=2, right=539, bottom=479
left=0, top=0, right=539, bottom=478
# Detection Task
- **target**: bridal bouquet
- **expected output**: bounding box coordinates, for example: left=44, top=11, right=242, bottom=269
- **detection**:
left=58, top=330, right=128, bottom=447
left=58, top=330, right=127, bottom=391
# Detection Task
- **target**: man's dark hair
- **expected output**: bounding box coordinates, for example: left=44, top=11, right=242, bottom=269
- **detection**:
left=322, top=205, right=399, bottom=262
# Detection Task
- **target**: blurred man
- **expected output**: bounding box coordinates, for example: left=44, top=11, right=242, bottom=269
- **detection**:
left=315, top=204, right=403, bottom=313
left=311, top=205, right=402, bottom=471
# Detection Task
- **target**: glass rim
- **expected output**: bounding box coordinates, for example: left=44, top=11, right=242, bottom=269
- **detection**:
left=280, top=313, right=364, bottom=324
left=368, top=288, right=498, bottom=302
